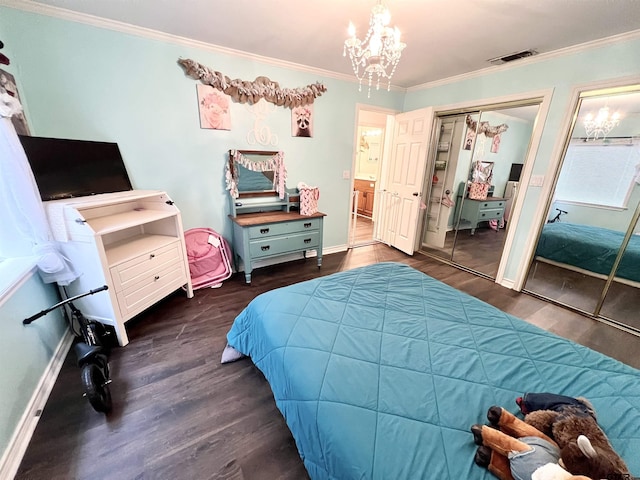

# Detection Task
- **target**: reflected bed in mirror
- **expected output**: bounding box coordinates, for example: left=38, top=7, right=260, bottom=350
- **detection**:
left=523, top=82, right=640, bottom=335
left=236, top=163, right=276, bottom=193
left=534, top=222, right=640, bottom=285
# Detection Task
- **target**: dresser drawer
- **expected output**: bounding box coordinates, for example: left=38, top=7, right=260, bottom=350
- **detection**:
left=250, top=231, right=320, bottom=258
left=477, top=208, right=504, bottom=221
left=116, top=261, right=186, bottom=319
left=478, top=200, right=505, bottom=209
left=110, top=240, right=183, bottom=292
left=248, top=218, right=320, bottom=239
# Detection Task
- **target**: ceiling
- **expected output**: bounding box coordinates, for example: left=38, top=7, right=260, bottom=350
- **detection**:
left=24, top=0, right=640, bottom=89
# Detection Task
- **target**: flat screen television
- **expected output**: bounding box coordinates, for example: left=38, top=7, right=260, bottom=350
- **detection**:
left=508, top=163, right=524, bottom=182
left=18, top=135, right=133, bottom=201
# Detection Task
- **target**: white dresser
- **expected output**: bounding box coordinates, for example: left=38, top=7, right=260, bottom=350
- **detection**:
left=45, top=190, right=194, bottom=346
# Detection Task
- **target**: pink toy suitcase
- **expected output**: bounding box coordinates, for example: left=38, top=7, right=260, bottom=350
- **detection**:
left=184, top=228, right=233, bottom=290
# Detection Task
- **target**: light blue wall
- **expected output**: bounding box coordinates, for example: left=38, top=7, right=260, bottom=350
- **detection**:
left=0, top=273, right=66, bottom=457
left=0, top=6, right=404, bottom=250
left=474, top=112, right=533, bottom=197
left=0, top=5, right=404, bottom=467
left=405, top=37, right=640, bottom=280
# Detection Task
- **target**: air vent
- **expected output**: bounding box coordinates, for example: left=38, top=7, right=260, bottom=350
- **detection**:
left=488, top=49, right=538, bottom=65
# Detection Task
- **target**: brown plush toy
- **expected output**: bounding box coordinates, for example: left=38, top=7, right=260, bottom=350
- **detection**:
left=472, top=406, right=590, bottom=480
left=517, top=392, right=630, bottom=479
left=470, top=393, right=631, bottom=480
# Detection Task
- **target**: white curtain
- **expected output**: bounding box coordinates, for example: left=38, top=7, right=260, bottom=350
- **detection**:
left=0, top=92, right=78, bottom=285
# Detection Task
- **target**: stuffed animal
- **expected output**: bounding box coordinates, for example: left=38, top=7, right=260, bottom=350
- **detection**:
left=471, top=406, right=590, bottom=480
left=471, top=393, right=630, bottom=480
left=517, top=393, right=630, bottom=478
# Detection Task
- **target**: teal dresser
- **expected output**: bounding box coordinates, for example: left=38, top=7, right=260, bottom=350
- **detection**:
left=458, top=197, right=506, bottom=234
left=230, top=211, right=325, bottom=283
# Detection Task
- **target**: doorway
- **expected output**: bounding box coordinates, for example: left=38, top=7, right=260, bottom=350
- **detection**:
left=349, top=108, right=394, bottom=248
left=420, top=102, right=541, bottom=279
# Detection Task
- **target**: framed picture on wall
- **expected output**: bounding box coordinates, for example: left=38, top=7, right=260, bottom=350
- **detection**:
left=463, top=126, right=475, bottom=150
left=291, top=104, right=313, bottom=137
left=196, top=84, right=231, bottom=130
left=491, top=133, right=501, bottom=153
left=0, top=68, right=31, bottom=136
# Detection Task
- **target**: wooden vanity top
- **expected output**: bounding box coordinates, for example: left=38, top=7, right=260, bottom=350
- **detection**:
left=229, top=210, right=326, bottom=227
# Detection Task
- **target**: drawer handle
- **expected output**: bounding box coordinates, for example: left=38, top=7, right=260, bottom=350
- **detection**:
left=481, top=213, right=486, bottom=217
left=304, top=238, right=312, bottom=244
left=260, top=228, right=270, bottom=234
left=304, top=222, right=312, bottom=228
left=149, top=253, right=156, bottom=259
left=261, top=245, right=270, bottom=251
left=154, top=275, right=160, bottom=281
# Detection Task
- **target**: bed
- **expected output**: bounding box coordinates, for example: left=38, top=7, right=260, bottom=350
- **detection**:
left=535, top=222, right=640, bottom=284
left=225, top=262, right=640, bottom=479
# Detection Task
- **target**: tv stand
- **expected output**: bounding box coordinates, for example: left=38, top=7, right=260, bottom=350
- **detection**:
left=45, top=190, right=194, bottom=346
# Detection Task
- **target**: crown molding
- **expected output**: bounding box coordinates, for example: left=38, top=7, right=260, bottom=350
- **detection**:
left=1, top=0, right=360, bottom=84
left=3, top=0, right=636, bottom=93
left=407, top=29, right=640, bottom=92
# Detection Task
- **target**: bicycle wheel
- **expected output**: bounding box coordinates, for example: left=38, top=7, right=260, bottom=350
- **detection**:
left=80, top=362, right=112, bottom=413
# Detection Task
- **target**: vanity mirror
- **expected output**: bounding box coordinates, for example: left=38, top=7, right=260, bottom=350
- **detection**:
left=523, top=83, right=640, bottom=334
left=226, top=149, right=286, bottom=198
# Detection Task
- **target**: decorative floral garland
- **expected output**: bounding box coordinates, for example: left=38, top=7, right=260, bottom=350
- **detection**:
left=178, top=58, right=327, bottom=109
left=226, top=150, right=287, bottom=199
left=466, top=115, right=509, bottom=138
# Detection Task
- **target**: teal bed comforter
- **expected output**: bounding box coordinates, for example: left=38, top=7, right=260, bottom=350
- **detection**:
left=536, top=222, right=640, bottom=282
left=226, top=262, right=640, bottom=479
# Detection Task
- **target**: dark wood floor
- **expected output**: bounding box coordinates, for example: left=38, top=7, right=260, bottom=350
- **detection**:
left=15, top=245, right=640, bottom=480
left=422, top=225, right=506, bottom=278
left=352, top=215, right=374, bottom=245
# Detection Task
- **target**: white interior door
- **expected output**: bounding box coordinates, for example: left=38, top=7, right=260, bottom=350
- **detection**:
left=384, top=107, right=434, bottom=255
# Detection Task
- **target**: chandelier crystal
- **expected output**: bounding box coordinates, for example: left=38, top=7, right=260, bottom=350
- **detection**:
left=343, top=0, right=406, bottom=97
left=583, top=106, right=621, bottom=141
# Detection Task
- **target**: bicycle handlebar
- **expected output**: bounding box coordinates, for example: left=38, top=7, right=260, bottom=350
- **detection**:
left=23, top=285, right=108, bottom=325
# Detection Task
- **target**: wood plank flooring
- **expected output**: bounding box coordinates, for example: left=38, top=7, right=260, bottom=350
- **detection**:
left=15, top=245, right=640, bottom=480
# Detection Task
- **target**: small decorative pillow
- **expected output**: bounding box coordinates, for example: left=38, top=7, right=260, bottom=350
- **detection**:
left=220, top=344, right=246, bottom=364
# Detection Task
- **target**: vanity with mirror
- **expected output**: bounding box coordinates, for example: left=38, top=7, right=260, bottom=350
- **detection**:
left=226, top=149, right=326, bottom=284
left=523, top=84, right=640, bottom=334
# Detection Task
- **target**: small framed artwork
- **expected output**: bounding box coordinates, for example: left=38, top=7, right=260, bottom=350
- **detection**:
left=463, top=127, right=475, bottom=150
left=197, top=84, right=231, bottom=130
left=0, top=68, right=31, bottom=135
left=490, top=134, right=501, bottom=153
left=292, top=104, right=313, bottom=137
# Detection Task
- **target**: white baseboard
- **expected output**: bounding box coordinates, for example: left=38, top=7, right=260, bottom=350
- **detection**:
left=0, top=329, right=74, bottom=480
left=499, top=278, right=516, bottom=290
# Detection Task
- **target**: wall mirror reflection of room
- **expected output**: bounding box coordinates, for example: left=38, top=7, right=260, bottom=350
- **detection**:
left=523, top=84, right=640, bottom=335
left=421, top=103, right=539, bottom=280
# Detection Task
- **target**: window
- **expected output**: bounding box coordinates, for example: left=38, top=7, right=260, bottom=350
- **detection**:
left=554, top=139, right=639, bottom=209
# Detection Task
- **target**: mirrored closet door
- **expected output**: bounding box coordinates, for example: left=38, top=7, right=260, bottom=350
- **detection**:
left=523, top=83, right=640, bottom=335
left=421, top=103, right=539, bottom=279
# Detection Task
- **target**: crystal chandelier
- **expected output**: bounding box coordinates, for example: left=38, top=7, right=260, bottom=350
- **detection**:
left=583, top=106, right=621, bottom=141
left=344, top=1, right=406, bottom=97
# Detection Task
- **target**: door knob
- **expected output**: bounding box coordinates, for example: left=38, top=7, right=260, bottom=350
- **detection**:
left=412, top=192, right=419, bottom=196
